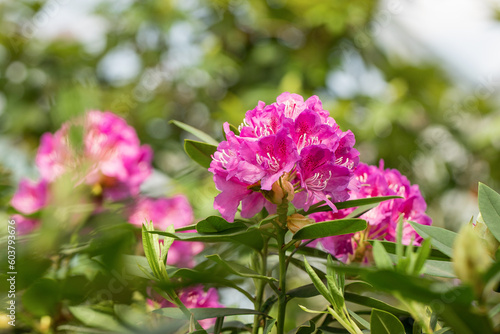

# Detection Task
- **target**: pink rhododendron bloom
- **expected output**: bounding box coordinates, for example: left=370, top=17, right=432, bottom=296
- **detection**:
left=10, top=178, right=49, bottom=235
left=148, top=286, right=223, bottom=328
left=128, top=195, right=203, bottom=268
left=312, top=161, right=432, bottom=263
left=210, top=92, right=359, bottom=221
left=11, top=178, right=49, bottom=215
left=10, top=214, right=39, bottom=235
left=36, top=111, right=152, bottom=201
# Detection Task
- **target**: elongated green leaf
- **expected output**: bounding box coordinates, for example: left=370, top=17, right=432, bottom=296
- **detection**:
left=303, top=256, right=334, bottom=305
left=364, top=270, right=493, bottom=334
left=288, top=283, right=321, bottom=299
left=150, top=228, right=264, bottom=250
left=196, top=216, right=246, bottom=234
left=142, top=223, right=162, bottom=280
left=373, top=240, right=450, bottom=261
left=302, top=196, right=402, bottom=215
left=296, top=321, right=316, bottom=334
left=69, top=306, right=129, bottom=332
left=344, top=293, right=409, bottom=316
left=348, top=309, right=370, bottom=330
left=422, top=259, right=455, bottom=278
left=478, top=183, right=500, bottom=243
left=213, top=317, right=224, bottom=334
left=409, top=222, right=457, bottom=258
left=206, top=254, right=277, bottom=282
left=171, top=120, right=219, bottom=146
left=184, top=139, right=217, bottom=169
left=263, top=319, right=276, bottom=334
left=293, top=218, right=367, bottom=240
left=413, top=238, right=432, bottom=275
left=161, top=225, right=176, bottom=264
left=154, top=307, right=263, bottom=319
left=289, top=257, right=326, bottom=278
left=121, top=255, right=161, bottom=280
left=170, top=268, right=254, bottom=301
left=434, top=328, right=453, bottom=334
left=370, top=309, right=405, bottom=334
left=345, top=203, right=380, bottom=219
left=373, top=241, right=394, bottom=270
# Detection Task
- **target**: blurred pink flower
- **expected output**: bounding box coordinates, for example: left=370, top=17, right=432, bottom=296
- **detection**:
left=128, top=195, right=203, bottom=268
left=10, top=179, right=49, bottom=235
left=10, top=214, right=39, bottom=235
left=149, top=286, right=223, bottom=329
left=210, top=92, right=358, bottom=221
left=36, top=111, right=152, bottom=201
left=11, top=178, right=48, bottom=215
left=312, top=161, right=432, bottom=263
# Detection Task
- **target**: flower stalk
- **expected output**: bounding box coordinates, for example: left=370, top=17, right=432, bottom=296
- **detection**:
left=276, top=197, right=289, bottom=334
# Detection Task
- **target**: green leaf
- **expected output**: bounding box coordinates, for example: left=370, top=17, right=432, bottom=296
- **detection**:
left=154, top=307, right=263, bottom=319
left=196, top=216, right=246, bottom=233
left=348, top=309, right=370, bottom=330
left=287, top=283, right=321, bottom=299
left=293, top=219, right=367, bottom=240
left=373, top=240, right=450, bottom=261
left=370, top=309, right=405, bottom=334
left=206, top=254, right=277, bottom=282
left=372, top=240, right=394, bottom=270
left=22, top=278, right=60, bottom=317
left=413, top=238, right=432, bottom=275
left=296, top=321, right=316, bottom=334
left=213, top=317, right=224, bottom=334
left=69, top=306, right=129, bottom=332
left=344, top=293, right=410, bottom=316
left=171, top=120, right=219, bottom=146
left=422, top=259, right=456, bottom=278
left=303, top=256, right=334, bottom=306
left=142, top=223, right=162, bottom=280
left=150, top=227, right=264, bottom=250
left=434, top=328, right=453, bottom=334
left=170, top=268, right=254, bottom=301
left=302, top=196, right=402, bottom=215
left=184, top=139, right=218, bottom=169
left=364, top=270, right=493, bottom=334
left=263, top=319, right=276, bottom=334
left=161, top=225, right=176, bottom=264
left=409, top=222, right=457, bottom=258
left=478, top=183, right=500, bottom=243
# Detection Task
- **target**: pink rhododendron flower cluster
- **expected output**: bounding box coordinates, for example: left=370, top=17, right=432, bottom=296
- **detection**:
left=312, top=161, right=432, bottom=263
left=36, top=110, right=152, bottom=200
left=148, top=286, right=223, bottom=328
left=209, top=92, right=359, bottom=221
left=128, top=195, right=204, bottom=267
left=10, top=111, right=152, bottom=234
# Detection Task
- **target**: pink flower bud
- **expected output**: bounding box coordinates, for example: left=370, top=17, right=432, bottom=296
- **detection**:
left=287, top=213, right=314, bottom=233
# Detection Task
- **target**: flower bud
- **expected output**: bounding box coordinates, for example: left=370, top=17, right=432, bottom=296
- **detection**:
left=453, top=223, right=492, bottom=296
left=287, top=213, right=314, bottom=233
left=475, top=213, right=500, bottom=258
left=264, top=179, right=295, bottom=204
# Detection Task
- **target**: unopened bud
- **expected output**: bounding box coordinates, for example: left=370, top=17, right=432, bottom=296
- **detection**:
left=264, top=179, right=295, bottom=204
left=475, top=213, right=500, bottom=257
left=453, top=224, right=492, bottom=296
left=287, top=214, right=314, bottom=233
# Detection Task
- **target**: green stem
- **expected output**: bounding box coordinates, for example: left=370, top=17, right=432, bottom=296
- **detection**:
left=276, top=199, right=289, bottom=334
left=252, top=240, right=268, bottom=334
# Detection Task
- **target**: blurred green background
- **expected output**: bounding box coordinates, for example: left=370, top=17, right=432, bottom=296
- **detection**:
left=1, top=0, right=500, bottom=230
